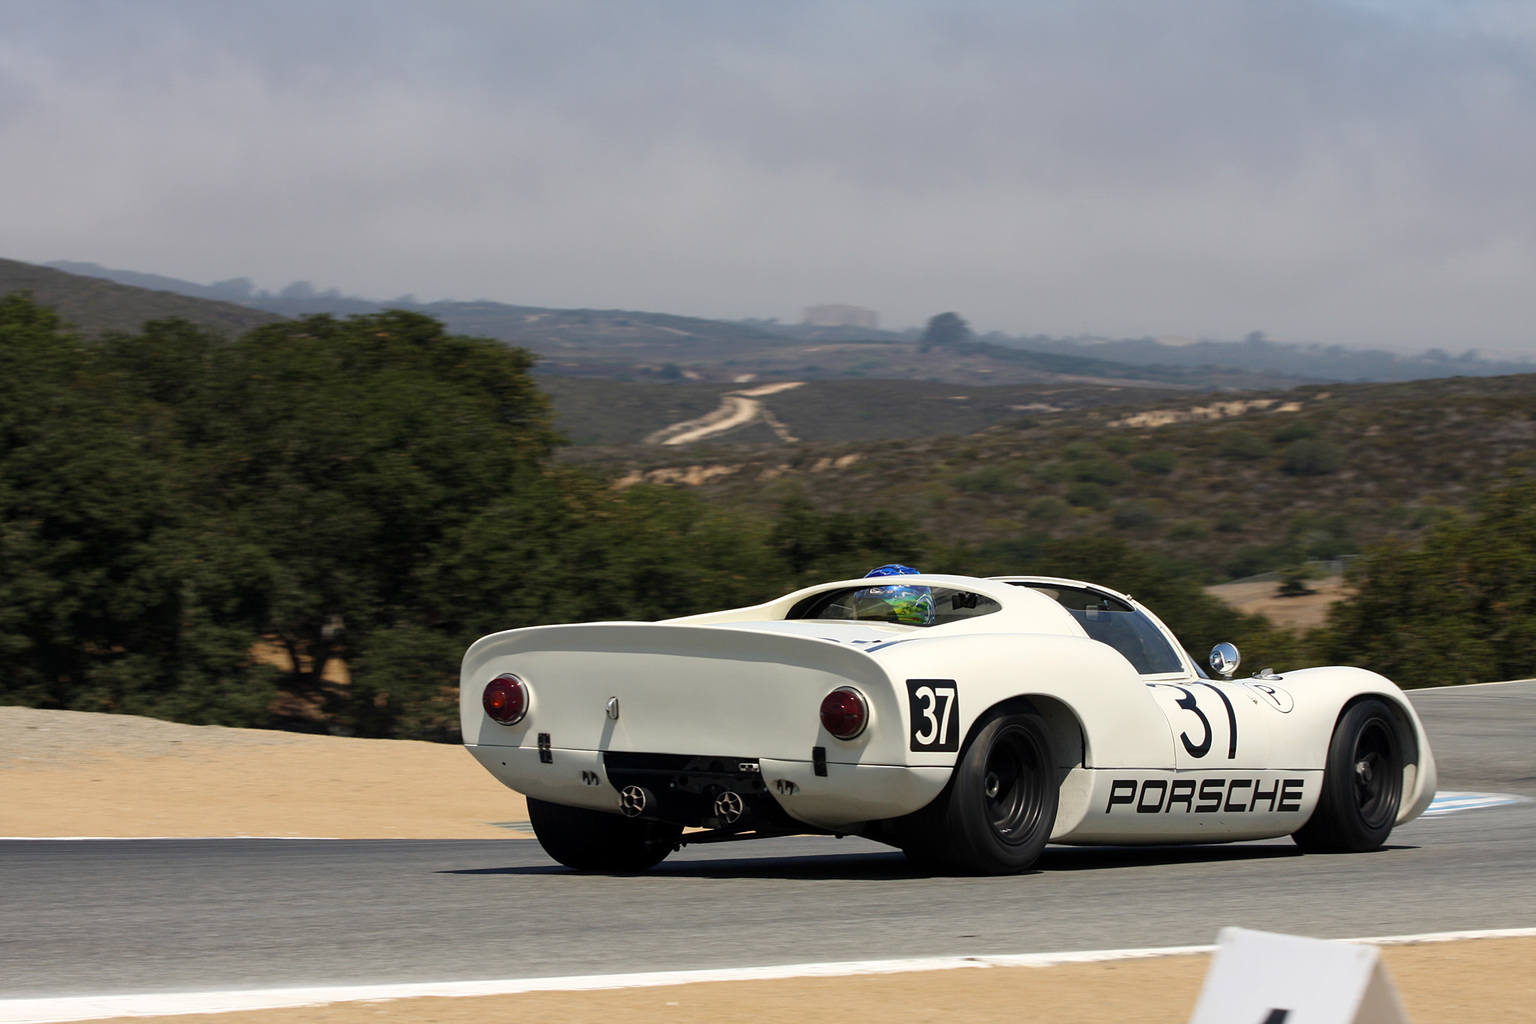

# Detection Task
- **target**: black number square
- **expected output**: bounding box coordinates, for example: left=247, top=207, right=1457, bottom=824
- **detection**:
left=907, top=678, right=961, bottom=752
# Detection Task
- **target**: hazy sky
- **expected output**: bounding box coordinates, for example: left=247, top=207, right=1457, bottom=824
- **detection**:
left=4, top=1, right=1535, bottom=352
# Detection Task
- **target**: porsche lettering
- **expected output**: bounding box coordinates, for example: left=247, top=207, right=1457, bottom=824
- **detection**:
left=1105, top=777, right=1307, bottom=814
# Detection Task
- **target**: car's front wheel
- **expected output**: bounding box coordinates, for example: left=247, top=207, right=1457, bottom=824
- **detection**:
left=1292, top=698, right=1404, bottom=853
left=527, top=797, right=682, bottom=872
left=900, top=708, right=1058, bottom=875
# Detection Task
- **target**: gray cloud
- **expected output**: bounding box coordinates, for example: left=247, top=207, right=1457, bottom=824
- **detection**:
left=2, top=0, right=1535, bottom=352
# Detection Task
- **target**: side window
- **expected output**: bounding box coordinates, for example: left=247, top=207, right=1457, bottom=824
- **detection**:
left=1017, top=584, right=1184, bottom=675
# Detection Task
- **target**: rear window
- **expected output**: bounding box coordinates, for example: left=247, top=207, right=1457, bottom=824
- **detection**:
left=788, top=586, right=1001, bottom=627
left=1013, top=583, right=1184, bottom=674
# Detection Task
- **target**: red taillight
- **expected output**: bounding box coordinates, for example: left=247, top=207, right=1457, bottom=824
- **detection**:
left=820, top=687, right=868, bottom=740
left=483, top=673, right=528, bottom=725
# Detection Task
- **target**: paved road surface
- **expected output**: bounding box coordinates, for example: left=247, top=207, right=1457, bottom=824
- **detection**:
left=3, top=681, right=1533, bottom=998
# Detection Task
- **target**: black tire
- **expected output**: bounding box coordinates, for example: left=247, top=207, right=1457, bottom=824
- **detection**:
left=900, top=709, right=1058, bottom=875
left=526, top=797, right=682, bottom=872
left=1293, top=698, right=1404, bottom=853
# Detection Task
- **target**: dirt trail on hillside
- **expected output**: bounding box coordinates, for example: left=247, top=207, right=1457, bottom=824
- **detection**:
left=645, top=381, right=805, bottom=445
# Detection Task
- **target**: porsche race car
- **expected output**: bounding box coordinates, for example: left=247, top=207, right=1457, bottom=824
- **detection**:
left=460, top=570, right=1437, bottom=874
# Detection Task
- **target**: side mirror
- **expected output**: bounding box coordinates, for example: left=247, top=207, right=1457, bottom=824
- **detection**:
left=1209, top=642, right=1240, bottom=679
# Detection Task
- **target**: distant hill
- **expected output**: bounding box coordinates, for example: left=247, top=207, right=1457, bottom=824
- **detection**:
left=541, top=377, right=1185, bottom=446
left=42, top=262, right=1304, bottom=388
left=47, top=259, right=788, bottom=357
left=44, top=259, right=1535, bottom=386
left=991, top=331, right=1534, bottom=383
left=4, top=259, right=284, bottom=338
left=567, top=372, right=1536, bottom=582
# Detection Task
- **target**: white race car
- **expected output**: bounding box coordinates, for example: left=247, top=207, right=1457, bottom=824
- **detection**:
left=460, top=570, right=1437, bottom=874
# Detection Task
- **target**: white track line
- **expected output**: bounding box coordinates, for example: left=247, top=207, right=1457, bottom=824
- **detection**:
left=4, top=927, right=1535, bottom=1024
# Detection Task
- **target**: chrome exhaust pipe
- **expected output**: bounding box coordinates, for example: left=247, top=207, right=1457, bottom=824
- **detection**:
left=619, top=785, right=651, bottom=817
left=713, top=790, right=745, bottom=826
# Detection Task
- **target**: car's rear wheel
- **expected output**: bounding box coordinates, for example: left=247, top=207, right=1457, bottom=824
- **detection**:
left=1292, top=698, right=1404, bottom=853
left=900, top=709, right=1058, bottom=875
left=527, top=797, right=682, bottom=872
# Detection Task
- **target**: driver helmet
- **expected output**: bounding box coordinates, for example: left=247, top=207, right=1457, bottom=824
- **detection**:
left=853, top=564, right=936, bottom=626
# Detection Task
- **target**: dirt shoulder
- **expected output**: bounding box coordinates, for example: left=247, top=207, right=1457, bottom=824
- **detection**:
left=0, top=706, right=528, bottom=839
left=69, top=937, right=1536, bottom=1024
left=1205, top=576, right=1351, bottom=631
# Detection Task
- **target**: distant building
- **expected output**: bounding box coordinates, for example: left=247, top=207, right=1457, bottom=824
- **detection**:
left=802, top=304, right=879, bottom=329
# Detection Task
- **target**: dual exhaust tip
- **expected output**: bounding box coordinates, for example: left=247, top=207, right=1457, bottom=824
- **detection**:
left=619, top=785, right=744, bottom=826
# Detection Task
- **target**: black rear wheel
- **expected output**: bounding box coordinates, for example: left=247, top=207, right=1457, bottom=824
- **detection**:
left=900, top=709, right=1058, bottom=875
left=527, top=797, right=682, bottom=872
left=1293, top=698, right=1404, bottom=853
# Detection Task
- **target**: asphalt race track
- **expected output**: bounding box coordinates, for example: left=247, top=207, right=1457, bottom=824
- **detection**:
left=3, top=681, right=1533, bottom=998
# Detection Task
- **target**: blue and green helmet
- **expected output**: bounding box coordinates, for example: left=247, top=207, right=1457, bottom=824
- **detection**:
left=853, top=564, right=936, bottom=626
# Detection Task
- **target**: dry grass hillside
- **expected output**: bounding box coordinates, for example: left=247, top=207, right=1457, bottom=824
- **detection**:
left=566, top=373, right=1536, bottom=580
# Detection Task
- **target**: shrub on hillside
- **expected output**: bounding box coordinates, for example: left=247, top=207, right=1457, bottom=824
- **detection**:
left=1166, top=519, right=1211, bottom=540
left=1069, top=458, right=1128, bottom=485
left=1131, top=450, right=1179, bottom=474
left=1214, top=510, right=1246, bottom=533
left=1272, top=420, right=1319, bottom=443
left=1280, top=438, right=1345, bottom=476
left=955, top=465, right=1016, bottom=494
left=1218, top=429, right=1268, bottom=460
left=1066, top=481, right=1111, bottom=509
left=1027, top=495, right=1069, bottom=522
left=1112, top=499, right=1161, bottom=531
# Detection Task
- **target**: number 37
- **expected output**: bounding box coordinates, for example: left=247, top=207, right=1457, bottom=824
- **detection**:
left=907, top=678, right=961, bottom=752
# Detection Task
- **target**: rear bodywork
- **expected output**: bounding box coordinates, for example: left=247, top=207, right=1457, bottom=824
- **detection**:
left=461, top=574, right=1436, bottom=845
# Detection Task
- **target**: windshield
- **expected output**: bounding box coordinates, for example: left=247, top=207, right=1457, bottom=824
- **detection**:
left=788, top=586, right=1002, bottom=627
left=1012, top=583, right=1184, bottom=674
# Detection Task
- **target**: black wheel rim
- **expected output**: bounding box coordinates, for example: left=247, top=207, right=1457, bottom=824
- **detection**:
left=983, top=724, right=1047, bottom=846
left=1350, top=714, right=1399, bottom=831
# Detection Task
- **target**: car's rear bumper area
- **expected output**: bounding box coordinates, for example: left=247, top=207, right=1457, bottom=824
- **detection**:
left=466, top=743, right=951, bottom=830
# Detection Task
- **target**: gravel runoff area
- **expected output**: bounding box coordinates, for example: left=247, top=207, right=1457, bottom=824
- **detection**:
left=5, top=704, right=1532, bottom=1023
left=0, top=706, right=529, bottom=839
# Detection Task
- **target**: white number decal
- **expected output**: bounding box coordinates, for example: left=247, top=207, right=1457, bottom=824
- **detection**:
left=934, top=686, right=956, bottom=745
left=914, top=686, right=940, bottom=744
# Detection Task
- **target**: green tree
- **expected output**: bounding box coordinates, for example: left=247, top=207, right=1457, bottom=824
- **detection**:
left=1311, top=477, right=1536, bottom=687
left=919, top=312, right=972, bottom=351
left=769, top=494, right=927, bottom=584
left=191, top=311, right=559, bottom=722
left=0, top=296, right=272, bottom=722
left=1280, top=437, right=1345, bottom=476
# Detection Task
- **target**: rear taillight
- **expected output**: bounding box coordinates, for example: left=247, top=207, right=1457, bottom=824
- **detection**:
left=820, top=687, right=868, bottom=740
left=483, top=673, right=528, bottom=725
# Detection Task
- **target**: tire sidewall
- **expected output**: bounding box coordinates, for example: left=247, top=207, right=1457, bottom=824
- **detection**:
left=527, top=797, right=681, bottom=872
left=1297, top=698, right=1404, bottom=852
left=940, top=710, right=1059, bottom=874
